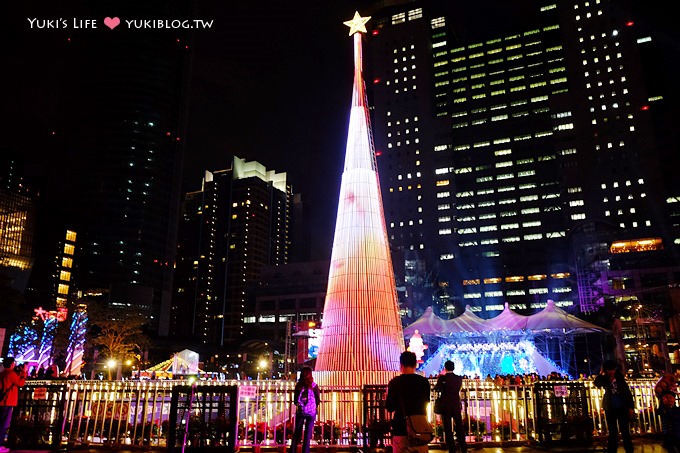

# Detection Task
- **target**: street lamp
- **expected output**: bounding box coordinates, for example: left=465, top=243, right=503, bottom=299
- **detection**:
left=257, top=358, right=268, bottom=380
left=106, top=358, right=116, bottom=380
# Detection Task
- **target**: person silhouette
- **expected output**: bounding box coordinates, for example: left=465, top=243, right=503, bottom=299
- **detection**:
left=593, top=360, right=634, bottom=453
left=434, top=360, right=467, bottom=453
left=386, top=351, right=431, bottom=453
left=289, top=367, right=320, bottom=453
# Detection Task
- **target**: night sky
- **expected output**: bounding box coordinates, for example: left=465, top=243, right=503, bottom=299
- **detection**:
left=3, top=1, right=679, bottom=261
left=3, top=0, right=373, bottom=260
left=185, top=1, right=374, bottom=258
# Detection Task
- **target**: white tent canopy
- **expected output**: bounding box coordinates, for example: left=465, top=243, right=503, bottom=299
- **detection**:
left=403, top=306, right=447, bottom=337
left=484, top=303, right=530, bottom=332
left=444, top=306, right=487, bottom=334
left=525, top=299, right=606, bottom=333
left=404, top=300, right=608, bottom=338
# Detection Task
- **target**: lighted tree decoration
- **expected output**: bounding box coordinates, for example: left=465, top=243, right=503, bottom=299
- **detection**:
left=64, top=304, right=88, bottom=377
left=314, top=12, right=405, bottom=387
left=7, top=321, right=39, bottom=362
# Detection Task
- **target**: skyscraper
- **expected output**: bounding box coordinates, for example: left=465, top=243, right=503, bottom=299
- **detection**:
left=18, top=1, right=194, bottom=336
left=365, top=0, right=679, bottom=318
left=172, top=156, right=291, bottom=347
left=0, top=152, right=34, bottom=293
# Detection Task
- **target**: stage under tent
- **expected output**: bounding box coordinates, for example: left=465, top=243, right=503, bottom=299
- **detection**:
left=404, top=300, right=609, bottom=378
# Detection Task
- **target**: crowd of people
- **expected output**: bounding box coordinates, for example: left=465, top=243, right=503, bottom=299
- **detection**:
left=587, top=360, right=680, bottom=453
left=428, top=358, right=680, bottom=453
left=4, top=352, right=680, bottom=453
left=426, top=371, right=574, bottom=385
left=27, top=365, right=59, bottom=379
left=287, top=355, right=679, bottom=453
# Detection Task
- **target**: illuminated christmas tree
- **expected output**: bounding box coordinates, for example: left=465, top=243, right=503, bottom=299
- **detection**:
left=314, top=12, right=405, bottom=387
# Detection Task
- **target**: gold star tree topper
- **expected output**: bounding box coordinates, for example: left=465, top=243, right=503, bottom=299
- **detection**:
left=344, top=11, right=371, bottom=36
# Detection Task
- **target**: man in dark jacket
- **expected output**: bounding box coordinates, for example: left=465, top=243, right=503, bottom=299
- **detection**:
left=386, top=351, right=431, bottom=453
left=434, top=361, right=467, bottom=453
left=0, top=357, right=27, bottom=452
left=593, top=359, right=635, bottom=453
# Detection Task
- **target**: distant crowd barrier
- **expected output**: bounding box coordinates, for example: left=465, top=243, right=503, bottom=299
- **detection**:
left=6, top=378, right=661, bottom=451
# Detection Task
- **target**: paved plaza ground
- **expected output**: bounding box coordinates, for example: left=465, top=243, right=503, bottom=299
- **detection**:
left=444, top=437, right=664, bottom=452
left=470, top=439, right=664, bottom=452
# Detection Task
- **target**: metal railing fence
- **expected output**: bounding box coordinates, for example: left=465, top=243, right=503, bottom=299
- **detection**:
left=8, top=378, right=661, bottom=450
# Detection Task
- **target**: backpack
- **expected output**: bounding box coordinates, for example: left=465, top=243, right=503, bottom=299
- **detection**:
left=298, top=383, right=318, bottom=416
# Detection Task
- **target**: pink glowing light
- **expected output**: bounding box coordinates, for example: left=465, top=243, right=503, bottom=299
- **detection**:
left=33, top=306, right=68, bottom=322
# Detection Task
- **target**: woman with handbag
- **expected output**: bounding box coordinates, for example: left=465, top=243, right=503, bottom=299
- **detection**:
left=386, top=351, right=432, bottom=453
left=434, top=361, right=467, bottom=453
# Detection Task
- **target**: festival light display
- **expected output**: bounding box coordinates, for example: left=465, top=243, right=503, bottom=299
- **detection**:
left=35, top=307, right=68, bottom=370
left=7, top=306, right=91, bottom=377
left=408, top=330, right=428, bottom=363
left=37, top=317, right=58, bottom=371
left=7, top=307, right=69, bottom=372
left=419, top=340, right=569, bottom=379
left=65, top=305, right=88, bottom=377
left=8, top=324, right=38, bottom=363
left=314, top=12, right=405, bottom=387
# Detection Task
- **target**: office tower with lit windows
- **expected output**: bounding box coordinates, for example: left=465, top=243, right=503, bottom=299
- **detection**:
left=49, top=1, right=193, bottom=336
left=0, top=153, right=35, bottom=293
left=54, top=230, right=77, bottom=308
left=366, top=0, right=678, bottom=318
left=172, top=156, right=291, bottom=347
left=173, top=167, right=232, bottom=346
left=9, top=2, right=192, bottom=336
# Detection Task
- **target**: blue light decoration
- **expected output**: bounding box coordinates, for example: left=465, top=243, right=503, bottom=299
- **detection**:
left=37, top=317, right=58, bottom=371
left=65, top=304, right=88, bottom=377
left=8, top=323, right=39, bottom=363
left=8, top=307, right=76, bottom=376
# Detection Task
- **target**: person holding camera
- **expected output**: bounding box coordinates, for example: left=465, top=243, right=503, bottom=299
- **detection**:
left=0, top=357, right=27, bottom=452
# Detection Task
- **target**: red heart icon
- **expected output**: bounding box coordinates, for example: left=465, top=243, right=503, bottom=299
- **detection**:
left=104, top=17, right=120, bottom=30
